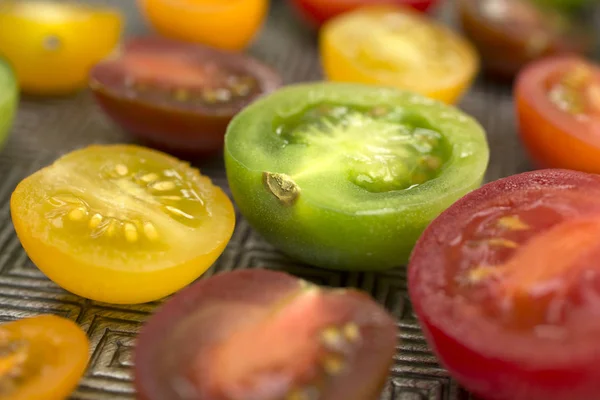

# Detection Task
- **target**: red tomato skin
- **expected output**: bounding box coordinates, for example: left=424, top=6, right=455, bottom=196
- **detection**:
left=515, top=57, right=600, bottom=173
left=408, top=169, right=600, bottom=400
left=289, top=0, right=439, bottom=27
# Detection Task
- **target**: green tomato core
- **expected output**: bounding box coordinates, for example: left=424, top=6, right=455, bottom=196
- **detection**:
left=273, top=102, right=451, bottom=193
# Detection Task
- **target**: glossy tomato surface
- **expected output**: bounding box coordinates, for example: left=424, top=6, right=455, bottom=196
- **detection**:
left=138, top=0, right=268, bottom=51
left=320, top=5, right=479, bottom=104
left=0, top=58, right=17, bottom=150
left=10, top=145, right=235, bottom=304
left=224, top=82, right=489, bottom=270
left=409, top=169, right=600, bottom=400
left=515, top=56, right=600, bottom=173
left=135, top=268, right=398, bottom=400
left=0, top=0, right=122, bottom=95
left=290, top=0, right=440, bottom=27
left=457, top=0, right=595, bottom=80
left=0, top=314, right=89, bottom=400
left=90, top=37, right=282, bottom=156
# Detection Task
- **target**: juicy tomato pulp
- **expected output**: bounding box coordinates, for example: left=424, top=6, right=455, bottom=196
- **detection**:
left=0, top=314, right=89, bottom=400
left=134, top=269, right=398, bottom=400
left=289, top=0, right=440, bottom=27
left=90, top=37, right=282, bottom=156
left=137, top=0, right=268, bottom=51
left=408, top=169, right=600, bottom=400
left=516, top=56, right=600, bottom=173
left=10, top=145, right=235, bottom=304
left=0, top=58, right=17, bottom=150
left=457, top=0, right=594, bottom=79
left=224, top=83, right=489, bottom=270
left=319, top=5, right=479, bottom=104
left=0, top=0, right=122, bottom=95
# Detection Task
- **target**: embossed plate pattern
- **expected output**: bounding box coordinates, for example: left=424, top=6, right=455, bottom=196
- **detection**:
left=1, top=0, right=598, bottom=399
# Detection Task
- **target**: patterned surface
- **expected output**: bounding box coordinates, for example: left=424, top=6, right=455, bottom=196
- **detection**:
left=2, top=1, right=597, bottom=399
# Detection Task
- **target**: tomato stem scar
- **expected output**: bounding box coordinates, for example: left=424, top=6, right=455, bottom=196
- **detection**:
left=263, top=172, right=300, bottom=206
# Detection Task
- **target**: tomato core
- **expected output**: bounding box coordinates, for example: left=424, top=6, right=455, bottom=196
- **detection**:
left=273, top=102, right=450, bottom=193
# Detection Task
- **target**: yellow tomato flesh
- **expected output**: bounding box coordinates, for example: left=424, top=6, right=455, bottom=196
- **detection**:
left=0, top=314, right=89, bottom=400
left=0, top=0, right=122, bottom=95
left=319, top=5, right=479, bottom=104
left=138, top=0, right=268, bottom=51
left=10, top=145, right=235, bottom=304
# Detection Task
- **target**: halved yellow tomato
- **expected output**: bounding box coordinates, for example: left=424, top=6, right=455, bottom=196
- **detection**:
left=0, top=314, right=89, bottom=400
left=0, top=0, right=122, bottom=95
left=319, top=5, right=479, bottom=104
left=10, top=145, right=235, bottom=304
left=137, top=0, right=269, bottom=51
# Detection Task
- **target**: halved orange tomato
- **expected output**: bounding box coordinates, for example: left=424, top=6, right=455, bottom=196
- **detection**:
left=137, top=0, right=269, bottom=51
left=0, top=0, right=123, bottom=95
left=319, top=5, right=479, bottom=104
left=0, top=314, right=89, bottom=400
left=10, top=145, right=235, bottom=304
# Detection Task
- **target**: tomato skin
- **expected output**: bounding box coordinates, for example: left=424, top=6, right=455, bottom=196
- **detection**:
left=457, top=0, right=594, bottom=80
left=134, top=269, right=398, bottom=400
left=515, top=56, right=600, bottom=173
left=10, top=144, right=236, bottom=305
left=0, top=0, right=122, bottom=95
left=319, top=5, right=479, bottom=104
left=224, top=82, right=489, bottom=270
left=408, top=169, right=600, bottom=400
left=289, top=0, right=440, bottom=27
left=90, top=37, right=282, bottom=156
left=0, top=314, right=89, bottom=400
left=0, top=58, right=18, bottom=150
left=137, top=0, right=268, bottom=51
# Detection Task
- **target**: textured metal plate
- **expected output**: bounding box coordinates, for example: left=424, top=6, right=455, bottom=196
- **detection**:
left=2, top=1, right=598, bottom=399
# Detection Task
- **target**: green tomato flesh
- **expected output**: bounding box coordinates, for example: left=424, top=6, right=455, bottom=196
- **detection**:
left=0, top=58, right=17, bottom=150
left=224, top=83, right=490, bottom=270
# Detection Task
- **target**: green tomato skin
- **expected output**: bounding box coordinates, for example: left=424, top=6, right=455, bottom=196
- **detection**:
left=224, top=83, right=490, bottom=271
left=0, top=59, right=18, bottom=150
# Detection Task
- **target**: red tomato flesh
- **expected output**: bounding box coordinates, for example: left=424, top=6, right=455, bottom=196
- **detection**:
left=408, top=169, right=600, bottom=400
left=289, top=0, right=439, bottom=27
left=134, top=269, right=398, bottom=400
left=90, top=37, right=281, bottom=156
left=516, top=56, right=600, bottom=173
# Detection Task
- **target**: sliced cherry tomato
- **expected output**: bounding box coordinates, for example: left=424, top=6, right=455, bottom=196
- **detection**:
left=515, top=56, right=600, bottom=173
left=224, top=82, right=489, bottom=270
left=289, top=0, right=441, bottom=28
left=0, top=314, right=89, bottom=400
left=10, top=144, right=235, bottom=305
left=457, top=0, right=595, bottom=80
left=408, top=169, right=600, bottom=400
left=137, top=0, right=268, bottom=51
left=134, top=268, right=398, bottom=400
left=0, top=0, right=122, bottom=96
left=90, top=37, right=282, bottom=156
left=319, top=5, right=479, bottom=104
left=0, top=58, right=17, bottom=150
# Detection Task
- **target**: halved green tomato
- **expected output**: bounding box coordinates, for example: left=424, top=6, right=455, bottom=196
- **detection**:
left=224, top=83, right=490, bottom=270
left=0, top=58, right=18, bottom=150
left=10, top=145, right=235, bottom=304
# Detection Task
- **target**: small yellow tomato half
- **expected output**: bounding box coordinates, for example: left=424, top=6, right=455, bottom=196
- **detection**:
left=0, top=0, right=123, bottom=96
left=319, top=5, right=479, bottom=104
left=138, top=0, right=269, bottom=51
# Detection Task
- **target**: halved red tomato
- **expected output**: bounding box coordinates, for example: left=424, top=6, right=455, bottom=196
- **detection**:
left=90, top=36, right=282, bottom=156
left=289, top=0, right=440, bottom=27
left=408, top=169, right=600, bottom=400
left=134, top=269, right=398, bottom=400
left=457, top=0, right=595, bottom=80
left=0, top=314, right=89, bottom=400
left=515, top=56, right=600, bottom=173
